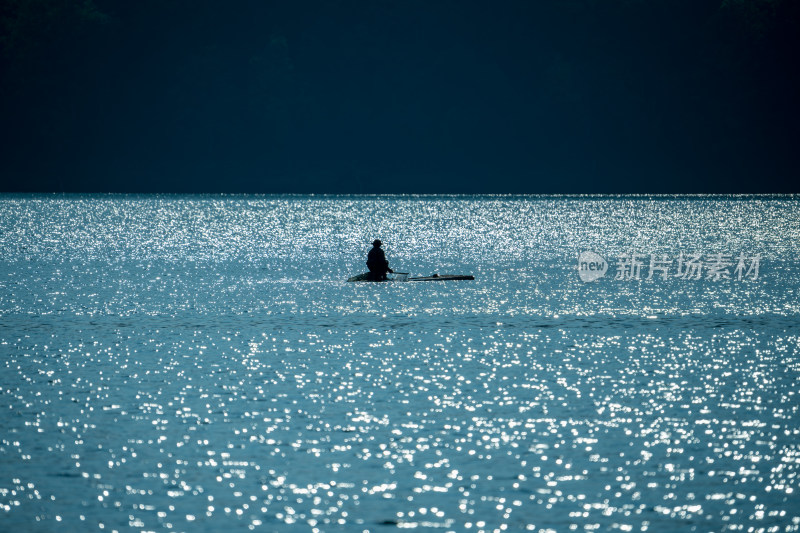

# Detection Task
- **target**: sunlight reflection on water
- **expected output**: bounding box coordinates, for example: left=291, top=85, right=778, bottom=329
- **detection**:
left=1, top=195, right=799, bottom=532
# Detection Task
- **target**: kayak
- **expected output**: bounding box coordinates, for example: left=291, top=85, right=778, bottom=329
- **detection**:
left=347, top=273, right=474, bottom=282
left=408, top=274, right=474, bottom=281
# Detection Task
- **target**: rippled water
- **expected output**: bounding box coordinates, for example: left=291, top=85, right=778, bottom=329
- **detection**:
left=1, top=194, right=799, bottom=532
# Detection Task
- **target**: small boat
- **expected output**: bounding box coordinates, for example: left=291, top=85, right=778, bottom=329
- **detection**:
left=347, top=273, right=474, bottom=282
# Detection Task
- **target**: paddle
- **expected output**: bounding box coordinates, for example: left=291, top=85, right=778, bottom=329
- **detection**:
left=391, top=272, right=409, bottom=282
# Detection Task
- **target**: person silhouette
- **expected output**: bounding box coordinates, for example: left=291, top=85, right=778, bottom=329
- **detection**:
left=366, top=239, right=393, bottom=281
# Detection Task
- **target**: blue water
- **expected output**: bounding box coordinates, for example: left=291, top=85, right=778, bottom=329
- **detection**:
left=1, top=194, right=799, bottom=532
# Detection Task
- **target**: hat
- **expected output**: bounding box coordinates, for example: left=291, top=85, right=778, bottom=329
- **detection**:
left=372, top=239, right=382, bottom=246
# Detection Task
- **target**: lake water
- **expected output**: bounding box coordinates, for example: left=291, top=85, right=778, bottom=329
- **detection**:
left=1, top=194, right=798, bottom=532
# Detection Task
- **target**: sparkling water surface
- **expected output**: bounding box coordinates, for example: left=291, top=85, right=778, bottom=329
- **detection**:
left=1, top=194, right=799, bottom=532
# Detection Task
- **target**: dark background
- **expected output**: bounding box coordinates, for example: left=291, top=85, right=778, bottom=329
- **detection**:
left=1, top=0, right=798, bottom=193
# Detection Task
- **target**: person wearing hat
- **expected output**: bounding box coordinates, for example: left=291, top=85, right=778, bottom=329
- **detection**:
left=366, top=239, right=393, bottom=281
